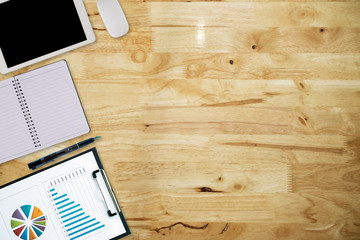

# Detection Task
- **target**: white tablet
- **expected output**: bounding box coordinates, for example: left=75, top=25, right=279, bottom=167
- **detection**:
left=0, top=0, right=96, bottom=74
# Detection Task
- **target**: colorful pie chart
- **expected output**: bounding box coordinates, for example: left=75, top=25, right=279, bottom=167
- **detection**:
left=11, top=205, right=46, bottom=240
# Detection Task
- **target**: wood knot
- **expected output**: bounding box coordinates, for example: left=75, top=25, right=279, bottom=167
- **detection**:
left=298, top=117, right=307, bottom=126
left=131, top=51, right=147, bottom=63
left=233, top=183, right=243, bottom=190
left=289, top=6, right=317, bottom=24
left=200, top=187, right=213, bottom=192
left=197, top=187, right=223, bottom=193
left=294, top=80, right=306, bottom=90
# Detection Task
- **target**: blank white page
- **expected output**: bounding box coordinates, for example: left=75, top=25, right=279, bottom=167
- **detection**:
left=16, top=60, right=90, bottom=150
left=0, top=78, right=34, bottom=163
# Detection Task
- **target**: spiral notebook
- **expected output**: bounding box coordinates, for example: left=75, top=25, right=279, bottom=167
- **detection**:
left=0, top=60, right=90, bottom=164
left=0, top=147, right=130, bottom=240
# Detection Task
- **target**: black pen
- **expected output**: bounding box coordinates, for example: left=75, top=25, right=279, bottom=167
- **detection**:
left=28, top=136, right=101, bottom=170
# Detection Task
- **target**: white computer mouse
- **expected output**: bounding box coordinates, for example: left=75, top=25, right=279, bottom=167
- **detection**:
left=97, top=0, right=129, bottom=38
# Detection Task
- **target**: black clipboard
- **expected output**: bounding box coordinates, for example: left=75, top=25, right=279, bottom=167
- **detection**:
left=0, top=147, right=130, bottom=240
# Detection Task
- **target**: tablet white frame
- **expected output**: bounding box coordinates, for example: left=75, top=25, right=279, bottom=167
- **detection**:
left=0, top=0, right=96, bottom=74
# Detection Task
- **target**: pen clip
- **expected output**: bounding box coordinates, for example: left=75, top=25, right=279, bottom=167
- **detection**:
left=92, top=169, right=121, bottom=217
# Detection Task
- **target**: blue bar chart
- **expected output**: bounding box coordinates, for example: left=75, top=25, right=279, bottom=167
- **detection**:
left=45, top=168, right=106, bottom=240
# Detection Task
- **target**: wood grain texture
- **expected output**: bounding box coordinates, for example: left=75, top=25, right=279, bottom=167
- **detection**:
left=1, top=0, right=360, bottom=239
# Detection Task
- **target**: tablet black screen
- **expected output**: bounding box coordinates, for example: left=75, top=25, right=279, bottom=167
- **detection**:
left=0, top=0, right=87, bottom=68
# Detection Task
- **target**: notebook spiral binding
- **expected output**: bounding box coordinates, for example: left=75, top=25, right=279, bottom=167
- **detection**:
left=12, top=78, right=41, bottom=148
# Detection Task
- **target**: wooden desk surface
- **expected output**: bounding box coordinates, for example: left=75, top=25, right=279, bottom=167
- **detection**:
left=1, top=0, right=360, bottom=239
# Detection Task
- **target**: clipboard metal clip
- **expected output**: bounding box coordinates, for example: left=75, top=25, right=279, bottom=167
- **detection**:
left=93, top=169, right=121, bottom=217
